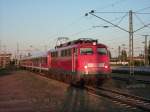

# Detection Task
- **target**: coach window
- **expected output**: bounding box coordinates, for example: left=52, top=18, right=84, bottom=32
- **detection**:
left=42, top=57, right=47, bottom=64
left=80, top=48, right=93, bottom=55
left=97, top=48, right=107, bottom=55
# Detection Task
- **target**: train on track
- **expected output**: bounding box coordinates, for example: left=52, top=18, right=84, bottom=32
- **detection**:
left=20, top=38, right=111, bottom=86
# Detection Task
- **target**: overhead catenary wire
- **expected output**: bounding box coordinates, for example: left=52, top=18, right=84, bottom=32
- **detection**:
left=104, top=35, right=145, bottom=45
left=68, top=15, right=149, bottom=48
left=88, top=12, right=129, bottom=33
left=101, top=34, right=148, bottom=49
left=49, top=1, right=149, bottom=42
left=85, top=3, right=149, bottom=58
left=66, top=27, right=93, bottom=38
left=46, top=15, right=86, bottom=47
left=136, top=13, right=150, bottom=15
left=116, top=12, right=128, bottom=25
left=92, top=13, right=129, bottom=28
left=72, top=28, right=92, bottom=36
left=134, top=13, right=146, bottom=26
left=94, top=11, right=128, bottom=14
left=134, top=13, right=150, bottom=29
left=136, top=6, right=150, bottom=12
left=67, top=13, right=130, bottom=38
left=67, top=14, right=129, bottom=38
left=95, top=0, right=128, bottom=11
left=49, top=1, right=150, bottom=49
left=83, top=9, right=150, bottom=50
left=134, top=23, right=150, bottom=33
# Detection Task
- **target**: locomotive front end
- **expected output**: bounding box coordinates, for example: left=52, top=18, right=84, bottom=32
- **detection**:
left=77, top=42, right=111, bottom=78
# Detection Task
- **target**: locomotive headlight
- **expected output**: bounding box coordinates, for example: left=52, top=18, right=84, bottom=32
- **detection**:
left=84, top=65, right=88, bottom=69
left=84, top=65, right=88, bottom=74
left=104, top=65, right=108, bottom=69
left=93, top=42, right=96, bottom=45
left=98, top=63, right=104, bottom=67
left=87, top=63, right=94, bottom=67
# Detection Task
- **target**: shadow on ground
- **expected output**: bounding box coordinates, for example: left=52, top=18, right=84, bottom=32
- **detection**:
left=59, top=86, right=90, bottom=112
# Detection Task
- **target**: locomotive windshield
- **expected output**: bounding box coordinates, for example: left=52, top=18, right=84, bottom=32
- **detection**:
left=80, top=48, right=93, bottom=55
left=97, top=48, right=107, bottom=55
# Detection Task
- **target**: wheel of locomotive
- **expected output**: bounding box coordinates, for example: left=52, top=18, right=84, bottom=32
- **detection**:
left=66, top=75, right=69, bottom=83
left=79, top=78, right=85, bottom=87
left=95, top=77, right=101, bottom=87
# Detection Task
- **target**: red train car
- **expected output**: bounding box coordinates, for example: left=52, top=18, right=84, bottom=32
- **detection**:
left=20, top=38, right=111, bottom=85
left=20, top=52, right=48, bottom=71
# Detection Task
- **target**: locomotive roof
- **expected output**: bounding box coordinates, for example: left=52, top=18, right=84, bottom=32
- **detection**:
left=47, top=38, right=108, bottom=53
left=55, top=38, right=98, bottom=48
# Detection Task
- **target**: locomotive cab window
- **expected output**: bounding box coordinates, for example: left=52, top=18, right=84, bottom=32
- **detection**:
left=97, top=48, right=107, bottom=55
left=80, top=48, right=93, bottom=55
left=73, top=48, right=78, bottom=56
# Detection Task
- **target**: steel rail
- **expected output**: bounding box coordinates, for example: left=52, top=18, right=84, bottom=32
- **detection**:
left=85, top=86, right=150, bottom=111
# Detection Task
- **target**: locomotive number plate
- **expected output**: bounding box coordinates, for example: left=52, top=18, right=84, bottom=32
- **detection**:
left=98, top=63, right=104, bottom=67
left=87, top=63, right=104, bottom=67
left=87, top=63, right=94, bottom=67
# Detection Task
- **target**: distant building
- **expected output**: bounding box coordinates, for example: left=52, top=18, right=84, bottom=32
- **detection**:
left=0, top=53, right=12, bottom=68
left=110, top=56, right=144, bottom=66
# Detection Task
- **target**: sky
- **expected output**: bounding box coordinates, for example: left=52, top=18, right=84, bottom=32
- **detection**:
left=0, top=0, right=150, bottom=57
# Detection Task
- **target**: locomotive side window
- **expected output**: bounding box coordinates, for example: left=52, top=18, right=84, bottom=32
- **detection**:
left=80, top=48, right=93, bottom=55
left=75, top=48, right=78, bottom=56
left=67, top=49, right=71, bottom=56
left=97, top=48, right=107, bottom=55
left=61, top=49, right=71, bottom=57
left=61, top=50, right=65, bottom=57
left=51, top=51, right=58, bottom=57
left=73, top=48, right=78, bottom=56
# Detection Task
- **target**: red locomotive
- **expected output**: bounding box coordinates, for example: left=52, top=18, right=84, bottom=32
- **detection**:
left=20, top=38, right=111, bottom=85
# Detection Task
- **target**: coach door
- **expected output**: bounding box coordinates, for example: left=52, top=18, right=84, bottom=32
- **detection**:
left=72, top=48, right=78, bottom=72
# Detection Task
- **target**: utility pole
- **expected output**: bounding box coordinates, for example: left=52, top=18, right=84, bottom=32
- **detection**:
left=129, top=10, right=134, bottom=76
left=142, top=35, right=150, bottom=66
left=149, top=40, right=150, bottom=65
left=17, top=43, right=19, bottom=57
left=16, top=42, right=19, bottom=67
left=122, top=44, right=127, bottom=63
left=3, top=45, right=6, bottom=54
left=85, top=10, right=150, bottom=81
left=118, top=46, right=121, bottom=62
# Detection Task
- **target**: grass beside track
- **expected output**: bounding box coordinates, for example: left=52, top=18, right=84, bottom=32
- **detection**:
left=0, top=66, right=23, bottom=78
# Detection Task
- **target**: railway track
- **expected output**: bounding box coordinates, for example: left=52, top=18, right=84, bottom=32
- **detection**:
left=111, top=73, right=150, bottom=84
left=112, top=76, right=150, bottom=84
left=85, top=86, right=150, bottom=111
left=26, top=70, right=150, bottom=111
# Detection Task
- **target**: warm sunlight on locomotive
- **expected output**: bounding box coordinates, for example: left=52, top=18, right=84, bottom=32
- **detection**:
left=20, top=38, right=111, bottom=85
